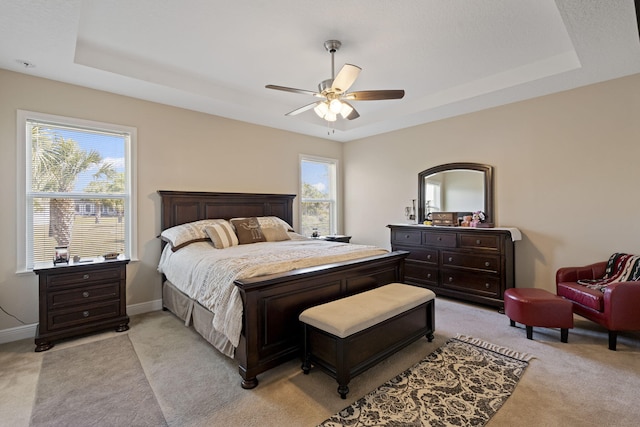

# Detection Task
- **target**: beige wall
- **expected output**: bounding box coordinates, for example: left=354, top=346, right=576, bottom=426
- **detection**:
left=344, top=72, right=640, bottom=292
left=0, top=69, right=343, bottom=332
left=2, top=68, right=639, bottom=337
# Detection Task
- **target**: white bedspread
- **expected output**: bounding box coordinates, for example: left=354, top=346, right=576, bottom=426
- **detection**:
left=158, top=237, right=387, bottom=353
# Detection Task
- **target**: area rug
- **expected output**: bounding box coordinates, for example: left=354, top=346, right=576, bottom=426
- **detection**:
left=30, top=334, right=167, bottom=427
left=319, top=334, right=534, bottom=427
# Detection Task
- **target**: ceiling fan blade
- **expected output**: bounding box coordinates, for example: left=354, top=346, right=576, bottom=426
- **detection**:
left=266, top=85, right=321, bottom=97
left=331, top=64, right=361, bottom=93
left=341, top=101, right=360, bottom=120
left=344, top=90, right=405, bottom=100
left=285, top=101, right=320, bottom=116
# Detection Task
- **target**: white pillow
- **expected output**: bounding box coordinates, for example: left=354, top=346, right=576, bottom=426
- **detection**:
left=161, top=219, right=227, bottom=251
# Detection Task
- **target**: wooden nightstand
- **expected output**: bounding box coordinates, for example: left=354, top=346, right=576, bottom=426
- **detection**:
left=33, top=258, right=130, bottom=352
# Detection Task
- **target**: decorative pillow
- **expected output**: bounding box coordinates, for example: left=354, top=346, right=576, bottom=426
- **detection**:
left=161, top=219, right=227, bottom=251
left=230, top=217, right=266, bottom=244
left=261, top=222, right=291, bottom=242
left=204, top=222, right=239, bottom=249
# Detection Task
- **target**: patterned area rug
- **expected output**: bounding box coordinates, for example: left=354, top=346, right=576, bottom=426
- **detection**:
left=319, top=335, right=533, bottom=427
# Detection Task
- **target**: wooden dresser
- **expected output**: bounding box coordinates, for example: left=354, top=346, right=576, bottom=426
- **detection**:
left=33, top=258, right=130, bottom=352
left=388, top=225, right=520, bottom=309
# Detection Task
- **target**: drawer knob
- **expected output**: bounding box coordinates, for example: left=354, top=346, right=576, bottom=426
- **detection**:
left=427, top=273, right=431, bottom=278
left=448, top=256, right=453, bottom=262
left=448, top=276, right=453, bottom=282
left=404, top=234, right=410, bottom=239
left=438, top=237, right=442, bottom=241
left=485, top=261, right=490, bottom=267
left=83, top=311, right=90, bottom=318
left=82, top=291, right=90, bottom=298
left=476, top=239, right=481, bottom=245
left=427, top=254, right=431, bottom=260
left=485, top=283, right=490, bottom=289
left=83, top=274, right=90, bottom=280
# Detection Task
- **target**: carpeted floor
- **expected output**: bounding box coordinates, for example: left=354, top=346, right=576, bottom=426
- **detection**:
left=2, top=296, right=640, bottom=426
left=29, top=335, right=167, bottom=427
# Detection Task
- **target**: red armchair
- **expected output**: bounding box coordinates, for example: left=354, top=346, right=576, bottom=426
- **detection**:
left=556, top=261, right=640, bottom=350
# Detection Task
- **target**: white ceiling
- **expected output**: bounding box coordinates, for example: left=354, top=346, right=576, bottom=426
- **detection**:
left=1, top=0, right=639, bottom=142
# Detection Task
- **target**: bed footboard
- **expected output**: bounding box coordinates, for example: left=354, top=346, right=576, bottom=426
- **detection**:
left=233, top=250, right=408, bottom=389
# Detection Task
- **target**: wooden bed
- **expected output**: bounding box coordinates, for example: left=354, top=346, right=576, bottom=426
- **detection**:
left=158, top=190, right=408, bottom=388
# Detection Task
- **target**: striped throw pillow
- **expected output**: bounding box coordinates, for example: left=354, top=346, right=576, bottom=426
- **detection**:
left=204, top=222, right=239, bottom=249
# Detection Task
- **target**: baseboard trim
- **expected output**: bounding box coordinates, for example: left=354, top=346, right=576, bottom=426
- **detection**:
left=0, top=299, right=163, bottom=344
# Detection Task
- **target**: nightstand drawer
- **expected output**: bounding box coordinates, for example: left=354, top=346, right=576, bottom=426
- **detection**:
left=48, top=300, right=121, bottom=330
left=48, top=282, right=120, bottom=309
left=46, top=267, right=122, bottom=288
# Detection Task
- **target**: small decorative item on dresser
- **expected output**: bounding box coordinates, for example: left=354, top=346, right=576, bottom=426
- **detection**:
left=53, top=246, right=69, bottom=264
left=431, top=212, right=458, bottom=226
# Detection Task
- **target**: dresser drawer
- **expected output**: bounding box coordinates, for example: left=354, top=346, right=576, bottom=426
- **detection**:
left=441, top=270, right=500, bottom=297
left=46, top=267, right=123, bottom=289
left=423, top=232, right=457, bottom=247
left=48, top=300, right=121, bottom=331
left=391, top=229, right=422, bottom=245
left=441, top=251, right=501, bottom=273
left=405, top=260, right=438, bottom=285
left=459, top=234, right=500, bottom=250
left=406, top=248, right=438, bottom=264
left=48, top=282, right=120, bottom=310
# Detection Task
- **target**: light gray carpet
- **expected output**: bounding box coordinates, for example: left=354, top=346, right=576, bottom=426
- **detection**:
left=29, top=334, right=167, bottom=427
left=319, top=335, right=533, bottom=426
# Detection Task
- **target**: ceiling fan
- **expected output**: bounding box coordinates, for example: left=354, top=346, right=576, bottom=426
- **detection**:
left=266, top=40, right=405, bottom=122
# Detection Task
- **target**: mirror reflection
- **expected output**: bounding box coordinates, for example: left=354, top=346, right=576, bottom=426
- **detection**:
left=418, top=163, right=494, bottom=224
left=425, top=170, right=484, bottom=213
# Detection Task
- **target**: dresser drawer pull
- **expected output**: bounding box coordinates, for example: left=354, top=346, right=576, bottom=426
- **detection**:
left=476, top=239, right=481, bottom=245
left=83, top=311, right=90, bottom=318
left=83, top=274, right=90, bottom=280
left=404, top=234, right=410, bottom=239
left=485, top=283, right=490, bottom=289
left=448, top=256, right=454, bottom=262
left=485, top=262, right=490, bottom=267
left=82, top=291, right=90, bottom=298
left=427, top=254, right=432, bottom=260
left=438, top=237, right=443, bottom=241
left=427, top=273, right=432, bottom=279
left=448, top=276, right=453, bottom=283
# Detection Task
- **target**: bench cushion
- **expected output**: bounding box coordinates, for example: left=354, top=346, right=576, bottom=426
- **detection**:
left=299, top=283, right=435, bottom=338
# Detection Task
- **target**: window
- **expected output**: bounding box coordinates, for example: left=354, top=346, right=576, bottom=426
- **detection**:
left=299, top=155, right=338, bottom=237
left=17, top=110, right=137, bottom=272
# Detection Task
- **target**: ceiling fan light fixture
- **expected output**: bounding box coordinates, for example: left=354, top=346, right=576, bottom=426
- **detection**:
left=339, top=102, right=354, bottom=119
left=314, top=101, right=329, bottom=118
left=329, top=99, right=343, bottom=114
left=324, top=111, right=337, bottom=122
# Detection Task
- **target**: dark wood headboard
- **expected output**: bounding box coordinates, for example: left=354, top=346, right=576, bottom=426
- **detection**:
left=158, top=191, right=296, bottom=232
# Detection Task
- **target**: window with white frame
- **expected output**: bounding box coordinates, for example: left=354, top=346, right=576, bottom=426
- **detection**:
left=17, top=110, right=137, bottom=271
left=299, top=155, right=338, bottom=237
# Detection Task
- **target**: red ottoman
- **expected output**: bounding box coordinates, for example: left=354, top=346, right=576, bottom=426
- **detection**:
left=504, top=288, right=574, bottom=343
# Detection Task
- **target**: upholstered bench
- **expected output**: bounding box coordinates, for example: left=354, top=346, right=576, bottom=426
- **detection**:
left=504, top=288, right=574, bottom=343
left=299, top=283, right=435, bottom=399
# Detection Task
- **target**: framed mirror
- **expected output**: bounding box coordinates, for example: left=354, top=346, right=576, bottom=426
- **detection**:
left=418, top=162, right=494, bottom=224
